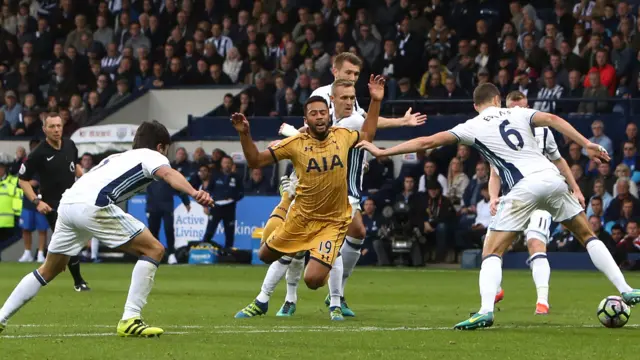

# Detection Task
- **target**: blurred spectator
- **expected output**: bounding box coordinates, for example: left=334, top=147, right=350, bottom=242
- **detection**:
left=277, top=87, right=303, bottom=116
left=619, top=142, right=640, bottom=172
left=0, top=112, right=12, bottom=138
left=583, top=120, right=614, bottom=156
left=533, top=69, right=563, bottom=112
left=605, top=178, right=640, bottom=223
left=587, top=194, right=607, bottom=220
left=364, top=152, right=394, bottom=195
left=584, top=49, right=616, bottom=96
left=562, top=70, right=584, bottom=112
left=223, top=47, right=243, bottom=83
left=455, top=183, right=491, bottom=252
left=106, top=78, right=131, bottom=109
left=245, top=168, right=274, bottom=195
left=446, top=157, right=469, bottom=211
left=2, top=91, right=22, bottom=130
left=418, top=159, right=448, bottom=195
left=614, top=170, right=638, bottom=198
left=171, top=147, right=193, bottom=178
left=213, top=93, right=236, bottom=117
left=14, top=112, right=42, bottom=138
left=549, top=224, right=583, bottom=252
left=578, top=71, right=609, bottom=113
left=413, top=179, right=455, bottom=263
left=360, top=198, right=389, bottom=266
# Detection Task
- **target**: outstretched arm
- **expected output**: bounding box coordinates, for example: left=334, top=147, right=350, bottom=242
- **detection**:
left=232, top=113, right=276, bottom=168
left=359, top=75, right=385, bottom=142
left=356, top=131, right=458, bottom=157
left=532, top=111, right=610, bottom=163
left=377, top=108, right=427, bottom=129
left=154, top=167, right=213, bottom=207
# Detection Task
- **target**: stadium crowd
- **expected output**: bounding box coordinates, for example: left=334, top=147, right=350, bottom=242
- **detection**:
left=2, top=0, right=640, bottom=266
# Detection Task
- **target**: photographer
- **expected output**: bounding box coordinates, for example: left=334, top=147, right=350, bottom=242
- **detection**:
left=412, top=179, right=456, bottom=263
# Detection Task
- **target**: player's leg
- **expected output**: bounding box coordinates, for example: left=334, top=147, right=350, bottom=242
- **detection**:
left=278, top=252, right=305, bottom=317
left=46, top=212, right=88, bottom=290
left=561, top=212, right=640, bottom=303
left=524, top=210, right=552, bottom=314
left=162, top=210, right=178, bottom=264
left=328, top=205, right=366, bottom=317
left=35, top=212, right=49, bottom=263
left=0, top=204, right=82, bottom=332
left=455, top=185, right=536, bottom=330
left=222, top=205, right=236, bottom=249
left=89, top=204, right=164, bottom=337
left=236, top=196, right=293, bottom=318
left=202, top=208, right=222, bottom=243
left=18, top=209, right=34, bottom=262
left=307, top=221, right=349, bottom=320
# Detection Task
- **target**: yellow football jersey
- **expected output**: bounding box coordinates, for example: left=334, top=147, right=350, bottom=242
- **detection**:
left=268, top=127, right=359, bottom=222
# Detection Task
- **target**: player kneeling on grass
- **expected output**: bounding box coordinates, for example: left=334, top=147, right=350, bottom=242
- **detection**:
left=0, top=121, right=213, bottom=337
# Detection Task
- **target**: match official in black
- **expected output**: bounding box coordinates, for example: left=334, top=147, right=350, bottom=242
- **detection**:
left=18, top=113, right=89, bottom=291
left=203, top=156, right=243, bottom=249
left=146, top=176, right=191, bottom=265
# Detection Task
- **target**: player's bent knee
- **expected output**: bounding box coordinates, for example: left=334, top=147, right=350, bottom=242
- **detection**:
left=347, top=223, right=366, bottom=240
left=527, top=239, right=547, bottom=255
left=303, top=274, right=326, bottom=290
left=258, top=245, right=280, bottom=264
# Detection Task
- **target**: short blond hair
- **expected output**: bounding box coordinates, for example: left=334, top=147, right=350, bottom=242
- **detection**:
left=331, top=79, right=355, bottom=96
left=505, top=90, right=526, bottom=108
left=333, top=52, right=362, bottom=70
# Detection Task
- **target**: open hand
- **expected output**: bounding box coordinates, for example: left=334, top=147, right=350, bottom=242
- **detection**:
left=368, top=74, right=386, bottom=101
left=231, top=113, right=250, bottom=134
left=356, top=140, right=384, bottom=157
left=402, top=107, right=427, bottom=127
left=584, top=143, right=610, bottom=165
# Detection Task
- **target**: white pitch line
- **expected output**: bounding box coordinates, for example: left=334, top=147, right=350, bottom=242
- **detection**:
left=8, top=324, right=640, bottom=335
left=2, top=331, right=189, bottom=339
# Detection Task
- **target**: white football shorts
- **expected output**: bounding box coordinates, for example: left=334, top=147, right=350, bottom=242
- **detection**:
left=490, top=170, right=583, bottom=232
left=48, top=203, right=145, bottom=256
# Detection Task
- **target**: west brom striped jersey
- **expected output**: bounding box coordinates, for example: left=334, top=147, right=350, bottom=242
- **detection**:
left=534, top=126, right=562, bottom=161
left=311, top=83, right=366, bottom=121
left=448, top=106, right=558, bottom=194
left=334, top=113, right=367, bottom=199
left=60, top=148, right=170, bottom=206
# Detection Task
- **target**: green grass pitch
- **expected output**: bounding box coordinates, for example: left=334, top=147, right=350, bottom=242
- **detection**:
left=1, top=263, right=639, bottom=360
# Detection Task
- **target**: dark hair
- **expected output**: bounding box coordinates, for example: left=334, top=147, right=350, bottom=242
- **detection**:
left=132, top=120, right=171, bottom=150
left=611, top=224, right=624, bottom=232
left=591, top=196, right=602, bottom=203
left=303, top=95, right=328, bottom=115
left=473, top=83, right=501, bottom=106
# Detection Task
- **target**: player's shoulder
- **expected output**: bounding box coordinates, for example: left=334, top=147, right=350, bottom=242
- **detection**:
left=330, top=126, right=357, bottom=135
left=272, top=132, right=307, bottom=148
left=311, top=83, right=332, bottom=97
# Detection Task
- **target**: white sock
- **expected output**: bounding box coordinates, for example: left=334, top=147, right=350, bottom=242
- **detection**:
left=329, top=256, right=344, bottom=308
left=0, top=270, right=47, bottom=324
left=285, top=256, right=305, bottom=303
left=529, top=253, right=550, bottom=305
left=478, top=256, right=502, bottom=314
left=256, top=257, right=290, bottom=303
left=586, top=239, right=633, bottom=293
left=340, top=236, right=363, bottom=296
left=90, top=238, right=99, bottom=260
left=122, top=257, right=159, bottom=320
